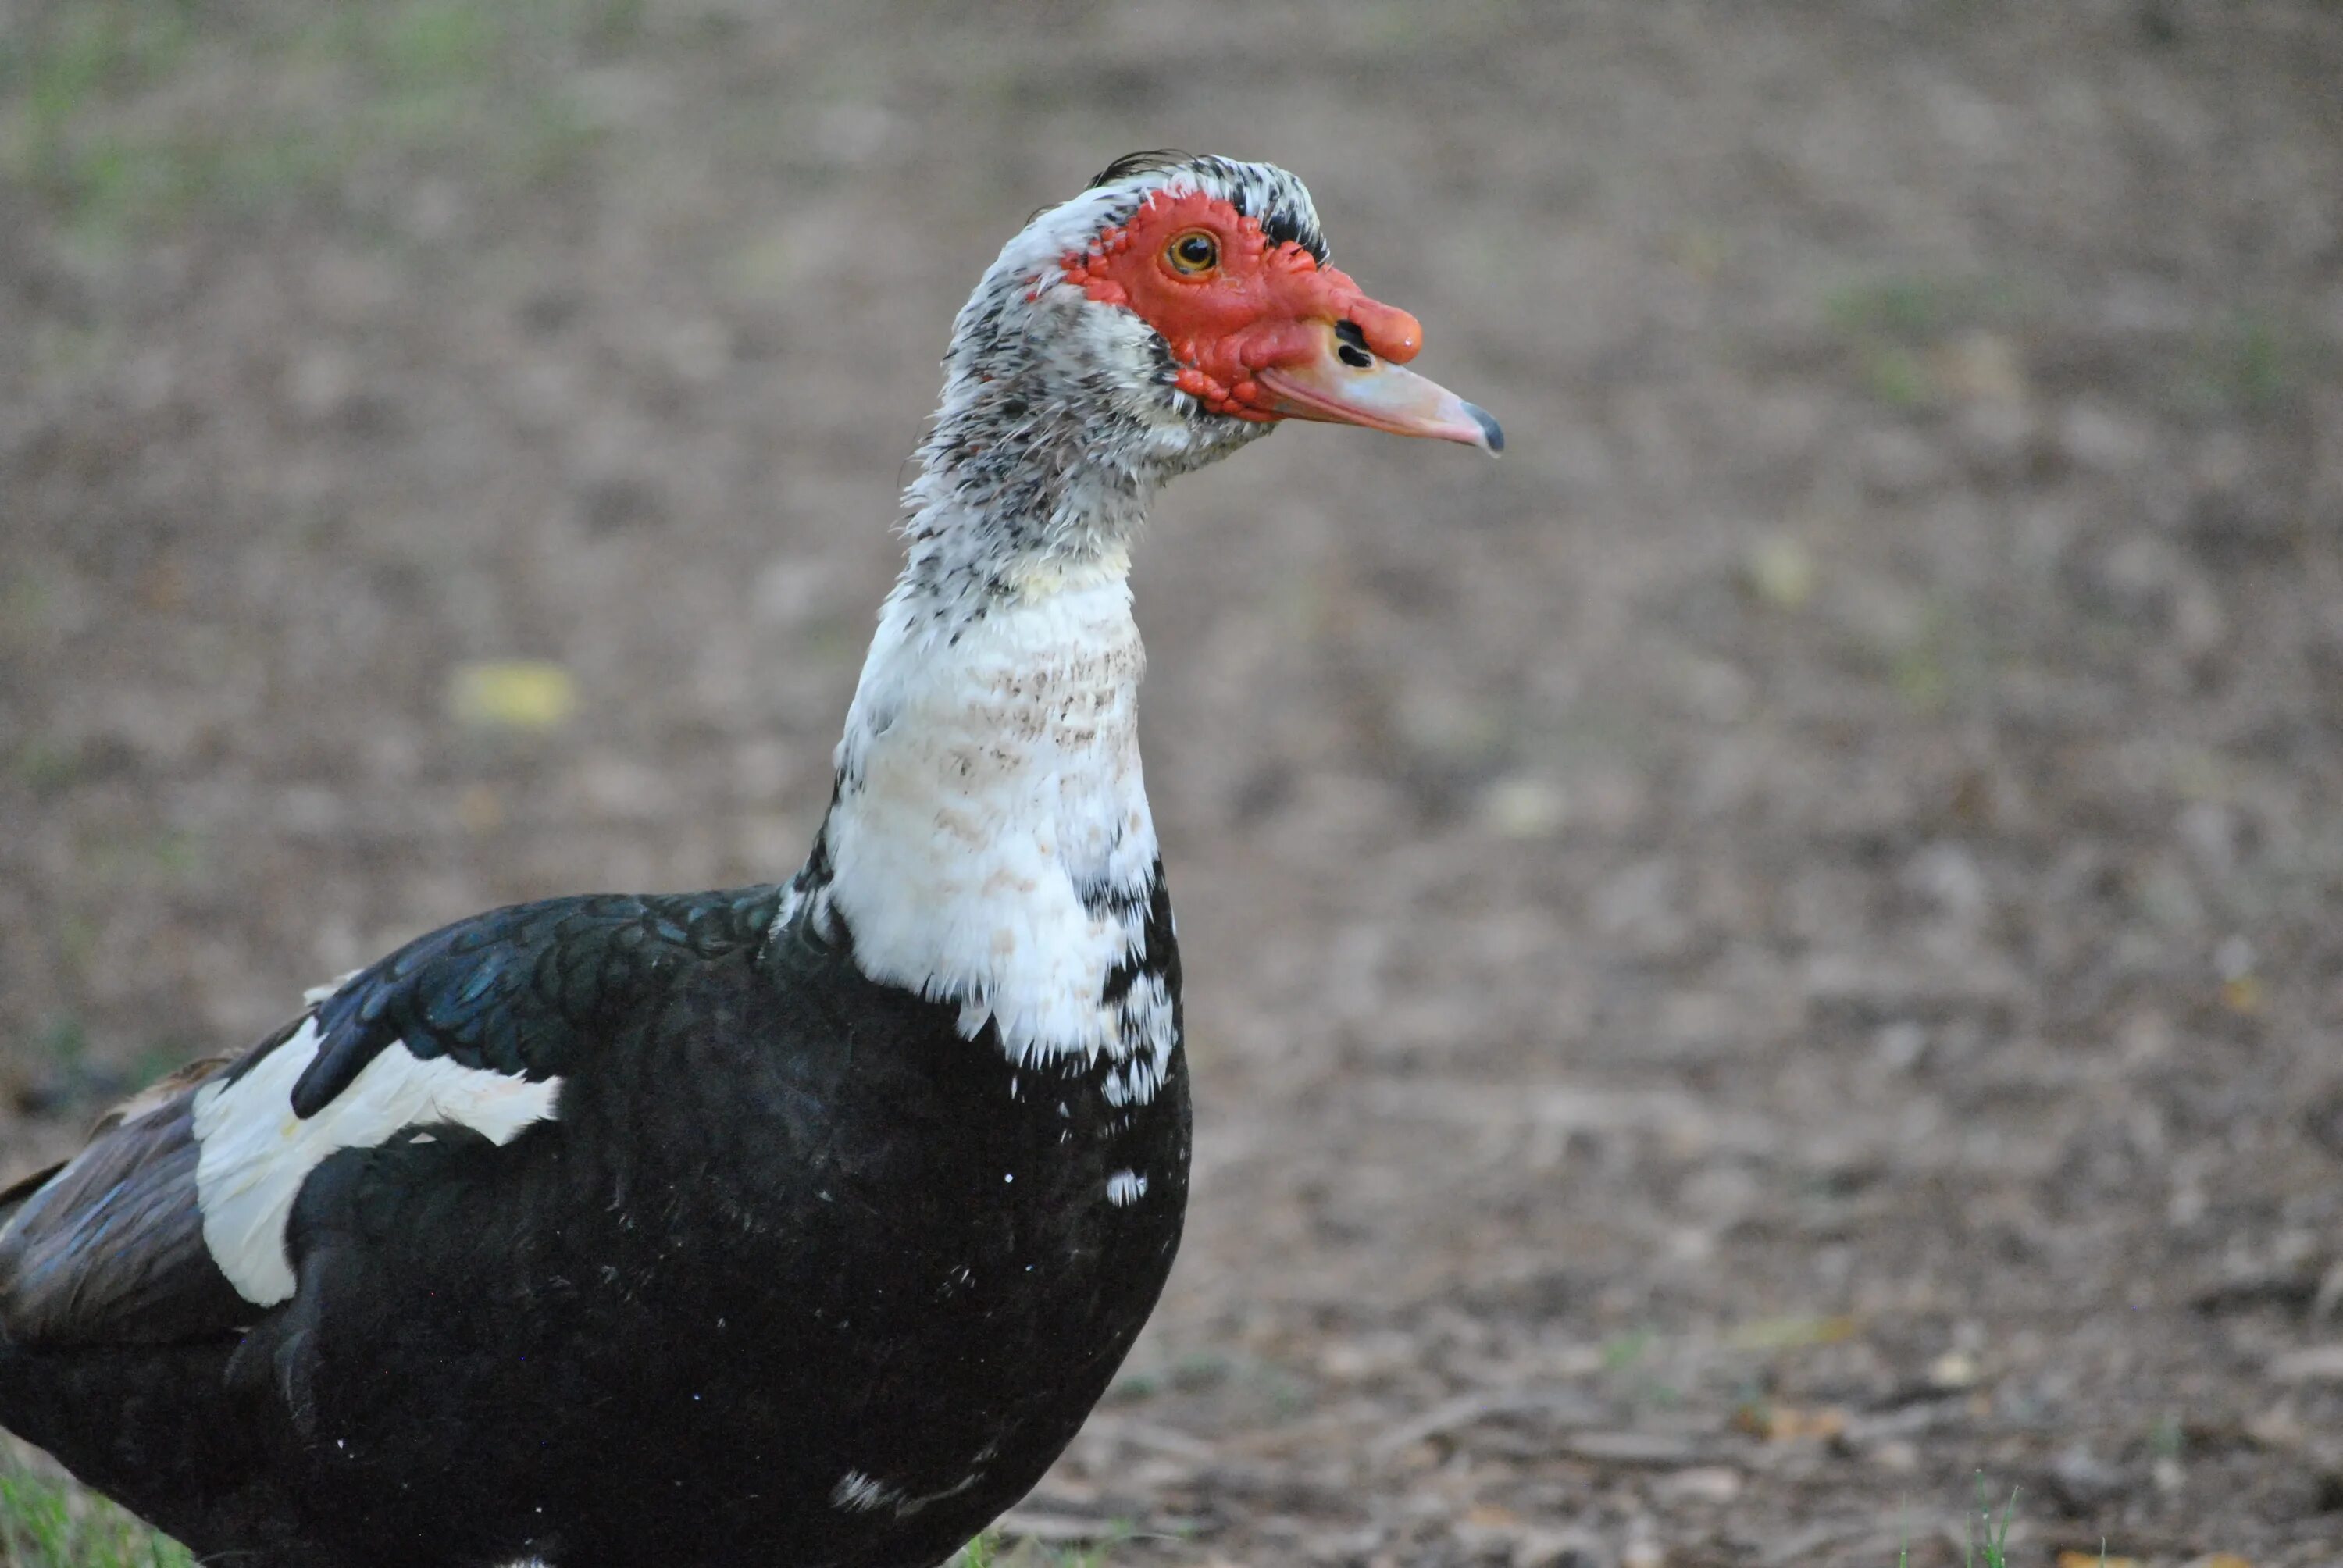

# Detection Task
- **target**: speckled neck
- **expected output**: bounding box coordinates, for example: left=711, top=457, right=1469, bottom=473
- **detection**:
left=768, top=159, right=1330, bottom=1084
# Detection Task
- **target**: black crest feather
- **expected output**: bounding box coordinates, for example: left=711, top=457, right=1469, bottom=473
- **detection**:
left=1082, top=151, right=1328, bottom=264
left=1089, top=149, right=1193, bottom=188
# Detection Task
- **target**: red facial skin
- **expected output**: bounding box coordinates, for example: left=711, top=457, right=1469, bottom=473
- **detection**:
left=1054, top=190, right=1425, bottom=421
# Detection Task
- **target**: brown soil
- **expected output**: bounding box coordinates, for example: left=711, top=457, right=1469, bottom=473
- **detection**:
left=6, top=2, right=2343, bottom=1563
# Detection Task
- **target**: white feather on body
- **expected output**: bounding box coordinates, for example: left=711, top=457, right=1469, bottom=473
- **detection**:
left=1104, top=1169, right=1149, bottom=1206
left=826, top=1466, right=978, bottom=1520
left=829, top=1470, right=900, bottom=1513
left=191, top=1014, right=562, bottom=1305
left=813, top=556, right=1172, bottom=1082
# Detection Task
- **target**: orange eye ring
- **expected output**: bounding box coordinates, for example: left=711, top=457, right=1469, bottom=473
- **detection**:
left=1164, top=230, right=1219, bottom=276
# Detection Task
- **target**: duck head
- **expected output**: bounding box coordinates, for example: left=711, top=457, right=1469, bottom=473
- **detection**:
left=904, top=152, right=1500, bottom=583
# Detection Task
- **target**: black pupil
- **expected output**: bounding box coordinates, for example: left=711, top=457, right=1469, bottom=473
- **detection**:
left=1179, top=237, right=1213, bottom=266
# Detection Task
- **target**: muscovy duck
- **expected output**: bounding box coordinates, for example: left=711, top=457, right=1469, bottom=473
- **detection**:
left=0, top=151, right=1499, bottom=1568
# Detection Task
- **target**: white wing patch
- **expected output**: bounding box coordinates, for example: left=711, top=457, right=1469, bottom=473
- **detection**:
left=191, top=1015, right=562, bottom=1306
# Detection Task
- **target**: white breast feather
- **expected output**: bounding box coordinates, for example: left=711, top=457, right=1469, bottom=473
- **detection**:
left=818, top=565, right=1170, bottom=1075
left=191, top=1014, right=562, bottom=1305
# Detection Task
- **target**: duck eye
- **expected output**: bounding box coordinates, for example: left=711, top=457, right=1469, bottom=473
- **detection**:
left=1166, top=231, right=1218, bottom=276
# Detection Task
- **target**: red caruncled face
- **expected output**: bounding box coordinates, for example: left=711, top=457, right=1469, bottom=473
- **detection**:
left=1049, top=187, right=1500, bottom=454
left=1057, top=190, right=1423, bottom=420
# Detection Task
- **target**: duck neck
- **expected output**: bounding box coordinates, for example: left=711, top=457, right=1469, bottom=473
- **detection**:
left=787, top=458, right=1175, bottom=1093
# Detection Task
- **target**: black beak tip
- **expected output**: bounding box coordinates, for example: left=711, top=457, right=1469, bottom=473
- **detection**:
left=1465, top=402, right=1504, bottom=455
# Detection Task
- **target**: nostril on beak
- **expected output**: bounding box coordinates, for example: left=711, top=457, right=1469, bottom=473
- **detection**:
left=1333, top=321, right=1374, bottom=369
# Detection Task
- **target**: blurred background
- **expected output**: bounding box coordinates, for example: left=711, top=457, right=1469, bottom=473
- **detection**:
left=4, top=1, right=2342, bottom=1563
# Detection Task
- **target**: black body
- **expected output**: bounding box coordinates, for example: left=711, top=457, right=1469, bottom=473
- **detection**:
left=0, top=884, right=1190, bottom=1567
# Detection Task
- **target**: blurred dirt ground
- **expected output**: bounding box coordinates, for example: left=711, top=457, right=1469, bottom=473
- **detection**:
left=6, top=2, right=2343, bottom=1563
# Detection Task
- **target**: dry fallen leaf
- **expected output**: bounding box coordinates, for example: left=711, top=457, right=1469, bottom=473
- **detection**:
left=1732, top=1402, right=1847, bottom=1441
left=1728, top=1313, right=1860, bottom=1352
left=1742, top=534, right=1817, bottom=611
left=2265, top=1345, right=2343, bottom=1384
left=1932, top=329, right=2028, bottom=405
left=1480, top=775, right=1571, bottom=840
left=456, top=782, right=505, bottom=835
left=1653, top=1465, right=1742, bottom=1503
left=448, top=660, right=579, bottom=733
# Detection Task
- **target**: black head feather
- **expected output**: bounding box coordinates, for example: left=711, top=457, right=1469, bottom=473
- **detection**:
left=1085, top=151, right=1329, bottom=265
left=1088, top=149, right=1193, bottom=188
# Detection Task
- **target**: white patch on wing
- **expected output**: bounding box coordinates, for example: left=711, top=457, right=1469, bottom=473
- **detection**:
left=191, top=1015, right=561, bottom=1306
left=815, top=567, right=1172, bottom=1078
left=1105, top=1168, right=1147, bottom=1206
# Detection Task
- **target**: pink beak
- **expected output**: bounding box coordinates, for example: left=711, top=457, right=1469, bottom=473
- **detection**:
left=1255, top=322, right=1503, bottom=453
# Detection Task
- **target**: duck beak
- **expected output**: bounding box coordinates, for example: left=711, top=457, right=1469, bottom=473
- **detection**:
left=1254, top=322, right=1503, bottom=454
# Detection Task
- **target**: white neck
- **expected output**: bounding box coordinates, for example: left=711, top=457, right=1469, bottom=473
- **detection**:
left=792, top=535, right=1172, bottom=1088
left=769, top=168, right=1315, bottom=1094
